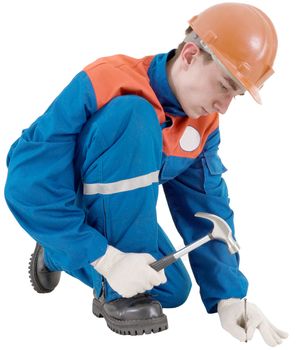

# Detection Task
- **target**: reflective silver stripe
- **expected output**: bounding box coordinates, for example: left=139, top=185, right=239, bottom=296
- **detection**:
left=83, top=170, right=159, bottom=195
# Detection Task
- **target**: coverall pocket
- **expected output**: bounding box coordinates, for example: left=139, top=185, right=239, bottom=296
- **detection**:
left=202, top=150, right=228, bottom=196
left=160, top=156, right=193, bottom=183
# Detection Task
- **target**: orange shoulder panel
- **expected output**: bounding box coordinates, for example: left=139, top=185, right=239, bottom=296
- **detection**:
left=83, top=55, right=166, bottom=124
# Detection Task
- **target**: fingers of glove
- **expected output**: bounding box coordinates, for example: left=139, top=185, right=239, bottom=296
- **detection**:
left=246, top=324, right=256, bottom=341
left=121, top=289, right=137, bottom=298
left=258, top=321, right=283, bottom=346
left=125, top=285, right=150, bottom=297
left=159, top=269, right=167, bottom=284
left=265, top=320, right=288, bottom=345
left=268, top=321, right=289, bottom=339
left=147, top=266, right=167, bottom=286
left=143, top=282, right=154, bottom=292
left=246, top=313, right=263, bottom=341
left=119, top=253, right=155, bottom=269
left=222, top=320, right=247, bottom=342
left=141, top=253, right=156, bottom=264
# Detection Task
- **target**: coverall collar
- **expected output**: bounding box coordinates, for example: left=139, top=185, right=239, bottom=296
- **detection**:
left=148, top=50, right=186, bottom=117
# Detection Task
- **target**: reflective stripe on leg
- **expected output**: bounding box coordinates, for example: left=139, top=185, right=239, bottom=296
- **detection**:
left=83, top=170, right=159, bottom=195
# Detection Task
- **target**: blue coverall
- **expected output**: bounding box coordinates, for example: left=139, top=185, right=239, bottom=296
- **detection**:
left=4, top=50, right=248, bottom=313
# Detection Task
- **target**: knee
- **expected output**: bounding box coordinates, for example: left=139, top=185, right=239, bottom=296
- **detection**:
left=173, top=275, right=192, bottom=307
left=102, top=95, right=162, bottom=160
left=112, top=94, right=156, bottom=115
left=112, top=95, right=160, bottom=136
left=75, top=95, right=162, bottom=179
left=166, top=269, right=192, bottom=308
left=80, top=95, right=160, bottom=148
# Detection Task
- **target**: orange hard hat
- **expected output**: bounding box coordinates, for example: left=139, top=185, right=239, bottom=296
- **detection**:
left=188, top=2, right=278, bottom=104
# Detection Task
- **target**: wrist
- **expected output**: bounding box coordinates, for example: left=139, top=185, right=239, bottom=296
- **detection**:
left=217, top=298, right=242, bottom=312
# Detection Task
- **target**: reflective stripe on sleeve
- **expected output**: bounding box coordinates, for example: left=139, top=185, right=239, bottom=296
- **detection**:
left=83, top=170, right=159, bottom=195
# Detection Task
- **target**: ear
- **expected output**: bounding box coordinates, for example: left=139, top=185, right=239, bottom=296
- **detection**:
left=180, top=42, right=200, bottom=68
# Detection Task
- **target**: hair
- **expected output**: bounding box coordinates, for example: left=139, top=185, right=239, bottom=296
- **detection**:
left=173, top=26, right=213, bottom=64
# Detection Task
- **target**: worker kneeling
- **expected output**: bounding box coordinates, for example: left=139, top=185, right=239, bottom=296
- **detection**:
left=5, top=2, right=288, bottom=346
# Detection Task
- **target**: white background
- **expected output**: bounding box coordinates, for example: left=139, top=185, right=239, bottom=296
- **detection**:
left=0, top=0, right=300, bottom=349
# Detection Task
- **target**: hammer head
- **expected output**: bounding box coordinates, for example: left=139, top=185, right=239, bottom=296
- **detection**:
left=194, top=212, right=240, bottom=254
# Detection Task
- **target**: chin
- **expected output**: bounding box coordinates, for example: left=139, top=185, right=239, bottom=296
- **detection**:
left=188, top=114, right=201, bottom=119
left=182, top=107, right=199, bottom=119
left=188, top=111, right=203, bottom=119
left=181, top=103, right=204, bottom=119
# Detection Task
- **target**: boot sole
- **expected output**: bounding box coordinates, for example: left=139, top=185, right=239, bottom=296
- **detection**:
left=28, top=244, right=53, bottom=293
left=92, top=298, right=168, bottom=335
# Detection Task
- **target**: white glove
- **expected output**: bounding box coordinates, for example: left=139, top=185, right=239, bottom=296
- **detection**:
left=91, top=245, right=167, bottom=298
left=217, top=298, right=288, bottom=346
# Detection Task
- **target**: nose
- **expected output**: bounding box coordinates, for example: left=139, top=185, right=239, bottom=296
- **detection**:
left=213, top=95, right=233, bottom=114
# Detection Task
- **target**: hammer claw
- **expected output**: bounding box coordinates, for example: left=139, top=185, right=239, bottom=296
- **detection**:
left=150, top=212, right=240, bottom=272
left=194, top=212, right=240, bottom=254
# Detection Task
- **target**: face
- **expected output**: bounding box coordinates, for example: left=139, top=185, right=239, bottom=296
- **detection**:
left=168, top=43, right=245, bottom=119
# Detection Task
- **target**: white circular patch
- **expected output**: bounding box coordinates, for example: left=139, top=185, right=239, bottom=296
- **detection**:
left=179, top=126, right=201, bottom=152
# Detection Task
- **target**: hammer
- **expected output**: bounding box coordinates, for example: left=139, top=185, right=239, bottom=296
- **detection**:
left=150, top=212, right=240, bottom=272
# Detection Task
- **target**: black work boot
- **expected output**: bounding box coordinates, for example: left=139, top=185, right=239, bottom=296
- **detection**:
left=92, top=291, right=168, bottom=335
left=28, top=243, right=61, bottom=293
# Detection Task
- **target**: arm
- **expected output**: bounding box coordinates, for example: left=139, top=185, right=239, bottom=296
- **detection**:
left=162, top=128, right=248, bottom=313
left=4, top=71, right=108, bottom=271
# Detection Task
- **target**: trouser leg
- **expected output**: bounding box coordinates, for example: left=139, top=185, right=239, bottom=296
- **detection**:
left=79, top=95, right=163, bottom=301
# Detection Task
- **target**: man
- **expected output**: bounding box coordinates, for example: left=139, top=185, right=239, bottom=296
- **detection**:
left=4, top=2, right=288, bottom=346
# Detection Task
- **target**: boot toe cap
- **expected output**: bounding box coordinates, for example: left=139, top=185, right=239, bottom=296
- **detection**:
left=104, top=294, right=163, bottom=320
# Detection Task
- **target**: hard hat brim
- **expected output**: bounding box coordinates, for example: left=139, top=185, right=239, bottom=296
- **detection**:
left=209, top=45, right=263, bottom=104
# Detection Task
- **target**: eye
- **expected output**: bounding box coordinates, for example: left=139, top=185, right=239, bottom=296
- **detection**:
left=220, top=82, right=228, bottom=92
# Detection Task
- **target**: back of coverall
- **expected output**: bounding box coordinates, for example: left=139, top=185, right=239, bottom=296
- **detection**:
left=4, top=50, right=248, bottom=313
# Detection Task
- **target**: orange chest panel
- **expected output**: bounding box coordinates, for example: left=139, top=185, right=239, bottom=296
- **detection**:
left=162, top=113, right=218, bottom=159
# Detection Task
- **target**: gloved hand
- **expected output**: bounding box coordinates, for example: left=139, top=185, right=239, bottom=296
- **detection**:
left=217, top=298, right=288, bottom=346
left=91, top=245, right=167, bottom=298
